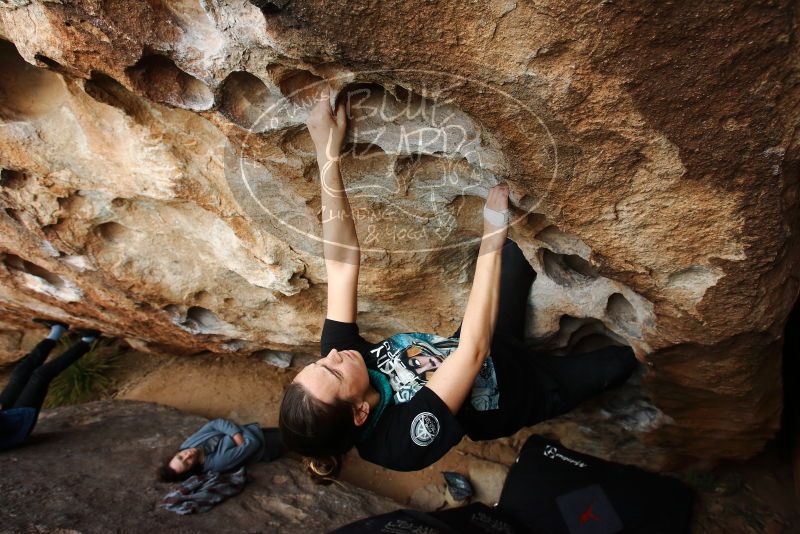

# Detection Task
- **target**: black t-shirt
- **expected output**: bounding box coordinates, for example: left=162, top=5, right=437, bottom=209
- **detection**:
left=320, top=319, right=557, bottom=471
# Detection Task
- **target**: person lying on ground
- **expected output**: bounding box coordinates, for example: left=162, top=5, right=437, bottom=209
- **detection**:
left=0, top=319, right=101, bottom=451
left=278, top=86, right=640, bottom=479
left=158, top=418, right=284, bottom=482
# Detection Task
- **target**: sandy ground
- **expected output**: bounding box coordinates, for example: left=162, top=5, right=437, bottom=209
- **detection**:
left=0, top=401, right=399, bottom=534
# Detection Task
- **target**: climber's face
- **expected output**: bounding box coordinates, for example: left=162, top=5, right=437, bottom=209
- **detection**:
left=293, top=348, right=370, bottom=406
left=169, top=447, right=200, bottom=473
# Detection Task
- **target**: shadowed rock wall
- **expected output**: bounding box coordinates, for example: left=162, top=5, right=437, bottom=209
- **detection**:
left=0, top=0, right=798, bottom=468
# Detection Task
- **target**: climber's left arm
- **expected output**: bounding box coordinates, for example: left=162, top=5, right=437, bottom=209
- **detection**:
left=306, top=86, right=359, bottom=323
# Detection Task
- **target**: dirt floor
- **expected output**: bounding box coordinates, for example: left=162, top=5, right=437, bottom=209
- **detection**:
left=2, top=339, right=800, bottom=532
left=0, top=400, right=399, bottom=534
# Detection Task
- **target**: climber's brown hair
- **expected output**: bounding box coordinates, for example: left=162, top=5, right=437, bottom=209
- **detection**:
left=279, top=381, right=360, bottom=481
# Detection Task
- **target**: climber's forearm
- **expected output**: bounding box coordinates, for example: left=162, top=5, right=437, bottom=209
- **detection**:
left=457, top=229, right=505, bottom=358
left=425, top=227, right=506, bottom=414
left=319, top=155, right=360, bottom=266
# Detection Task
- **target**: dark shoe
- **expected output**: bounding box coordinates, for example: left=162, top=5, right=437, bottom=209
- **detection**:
left=72, top=328, right=101, bottom=339
left=32, top=318, right=69, bottom=330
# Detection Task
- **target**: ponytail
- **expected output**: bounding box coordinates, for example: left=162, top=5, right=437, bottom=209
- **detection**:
left=303, top=455, right=343, bottom=484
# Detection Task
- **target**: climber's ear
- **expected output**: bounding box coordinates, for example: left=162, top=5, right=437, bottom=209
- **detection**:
left=352, top=400, right=370, bottom=427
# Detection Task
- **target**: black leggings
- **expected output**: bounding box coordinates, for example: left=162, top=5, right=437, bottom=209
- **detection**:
left=259, top=427, right=286, bottom=462
left=453, top=238, right=637, bottom=419
left=0, top=338, right=92, bottom=413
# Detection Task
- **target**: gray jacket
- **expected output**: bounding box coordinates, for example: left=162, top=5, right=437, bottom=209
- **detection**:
left=180, top=419, right=266, bottom=473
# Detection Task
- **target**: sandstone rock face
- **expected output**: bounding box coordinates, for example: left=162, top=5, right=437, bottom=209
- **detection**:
left=0, top=1, right=797, bottom=468
left=0, top=400, right=397, bottom=533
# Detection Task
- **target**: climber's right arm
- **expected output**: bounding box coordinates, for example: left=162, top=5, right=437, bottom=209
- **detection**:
left=426, top=184, right=509, bottom=414
left=306, top=87, right=359, bottom=323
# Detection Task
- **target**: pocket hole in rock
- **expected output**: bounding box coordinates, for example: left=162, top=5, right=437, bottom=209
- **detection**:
left=192, top=290, right=214, bottom=307
left=0, top=169, right=26, bottom=189
left=185, top=306, right=231, bottom=335
left=535, top=225, right=591, bottom=258
left=84, top=71, right=135, bottom=112
left=162, top=304, right=181, bottom=318
left=540, top=248, right=598, bottom=286
left=0, top=39, right=66, bottom=120
left=4, top=208, right=24, bottom=225
left=135, top=301, right=155, bottom=311
left=2, top=253, right=82, bottom=302
left=606, top=292, right=640, bottom=337
left=3, top=254, right=62, bottom=286
left=219, top=71, right=277, bottom=130
left=33, top=53, right=67, bottom=73
left=551, top=315, right=626, bottom=354
left=563, top=254, right=598, bottom=277
left=277, top=69, right=324, bottom=106
left=220, top=339, right=248, bottom=352
left=339, top=82, right=392, bottom=117
left=249, top=0, right=287, bottom=15
left=164, top=305, right=238, bottom=336
left=94, top=222, right=128, bottom=244
left=125, top=54, right=214, bottom=111
left=569, top=326, right=621, bottom=354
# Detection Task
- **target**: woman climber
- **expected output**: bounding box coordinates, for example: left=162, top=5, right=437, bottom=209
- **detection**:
left=278, top=85, right=638, bottom=478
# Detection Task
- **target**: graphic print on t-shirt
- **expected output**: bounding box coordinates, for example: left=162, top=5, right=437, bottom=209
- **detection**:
left=369, top=332, right=500, bottom=411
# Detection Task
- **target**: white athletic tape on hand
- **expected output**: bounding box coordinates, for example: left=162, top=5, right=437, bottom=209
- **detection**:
left=483, top=205, right=510, bottom=227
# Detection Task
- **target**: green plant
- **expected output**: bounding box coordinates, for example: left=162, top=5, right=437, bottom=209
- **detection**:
left=44, top=337, right=119, bottom=408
